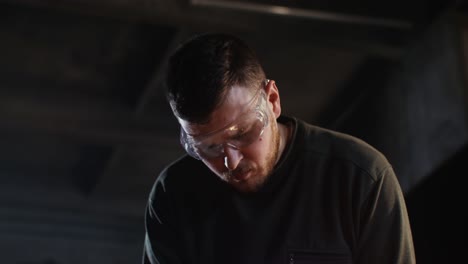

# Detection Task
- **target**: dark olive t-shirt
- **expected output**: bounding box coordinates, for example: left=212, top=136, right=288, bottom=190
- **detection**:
left=143, top=116, right=415, bottom=264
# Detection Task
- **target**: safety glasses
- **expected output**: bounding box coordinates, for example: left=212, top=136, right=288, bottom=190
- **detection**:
left=180, top=87, right=269, bottom=160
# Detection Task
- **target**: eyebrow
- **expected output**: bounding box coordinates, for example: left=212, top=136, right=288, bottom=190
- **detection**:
left=188, top=89, right=262, bottom=140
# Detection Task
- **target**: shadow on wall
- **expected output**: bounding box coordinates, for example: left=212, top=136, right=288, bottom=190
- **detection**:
left=405, top=143, right=467, bottom=264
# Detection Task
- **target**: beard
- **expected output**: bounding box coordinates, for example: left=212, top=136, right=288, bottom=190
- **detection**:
left=225, top=116, right=281, bottom=193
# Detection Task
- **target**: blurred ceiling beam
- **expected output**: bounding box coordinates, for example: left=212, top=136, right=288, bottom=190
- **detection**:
left=0, top=0, right=415, bottom=58
left=191, top=0, right=413, bottom=29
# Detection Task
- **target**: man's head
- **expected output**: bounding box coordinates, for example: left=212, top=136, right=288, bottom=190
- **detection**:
left=165, top=33, right=285, bottom=192
left=166, top=33, right=266, bottom=123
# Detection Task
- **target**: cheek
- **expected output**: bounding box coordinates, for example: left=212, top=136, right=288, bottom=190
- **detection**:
left=257, top=129, right=273, bottom=148
left=203, top=159, right=224, bottom=172
left=202, top=159, right=231, bottom=180
left=244, top=139, right=268, bottom=160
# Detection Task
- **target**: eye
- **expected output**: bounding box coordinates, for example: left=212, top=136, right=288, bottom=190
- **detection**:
left=232, top=126, right=249, bottom=140
left=203, top=143, right=222, bottom=152
left=194, top=143, right=222, bottom=159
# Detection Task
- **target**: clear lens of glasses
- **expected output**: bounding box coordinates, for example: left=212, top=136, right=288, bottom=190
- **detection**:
left=180, top=90, right=268, bottom=160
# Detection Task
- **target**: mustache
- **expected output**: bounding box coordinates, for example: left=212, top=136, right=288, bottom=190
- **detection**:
left=223, top=163, right=252, bottom=181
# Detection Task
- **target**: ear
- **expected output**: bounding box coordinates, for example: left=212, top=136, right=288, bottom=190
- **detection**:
left=264, top=80, right=282, bottom=119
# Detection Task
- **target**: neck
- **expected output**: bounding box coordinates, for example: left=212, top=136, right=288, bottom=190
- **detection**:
left=275, top=122, right=291, bottom=164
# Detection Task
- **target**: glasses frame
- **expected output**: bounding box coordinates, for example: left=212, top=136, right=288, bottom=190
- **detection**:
left=180, top=82, right=270, bottom=160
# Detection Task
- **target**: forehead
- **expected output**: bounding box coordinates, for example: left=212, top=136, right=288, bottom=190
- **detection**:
left=179, top=85, right=257, bottom=137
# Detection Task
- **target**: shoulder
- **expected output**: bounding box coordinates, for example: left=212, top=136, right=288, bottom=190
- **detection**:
left=147, top=155, right=219, bottom=204
left=295, top=118, right=392, bottom=182
left=148, top=155, right=200, bottom=199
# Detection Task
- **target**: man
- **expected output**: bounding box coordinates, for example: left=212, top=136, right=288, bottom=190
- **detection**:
left=143, top=33, right=415, bottom=264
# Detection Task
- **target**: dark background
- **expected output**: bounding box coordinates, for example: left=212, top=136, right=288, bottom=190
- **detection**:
left=1, top=0, right=467, bottom=263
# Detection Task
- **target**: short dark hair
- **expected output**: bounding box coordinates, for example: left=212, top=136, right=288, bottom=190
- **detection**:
left=165, top=32, right=266, bottom=124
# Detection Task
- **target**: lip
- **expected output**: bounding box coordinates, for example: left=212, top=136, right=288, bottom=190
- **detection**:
left=231, top=170, right=252, bottom=182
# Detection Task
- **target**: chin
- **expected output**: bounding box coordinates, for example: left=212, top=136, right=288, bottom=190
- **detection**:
left=230, top=176, right=266, bottom=193
left=232, top=183, right=259, bottom=193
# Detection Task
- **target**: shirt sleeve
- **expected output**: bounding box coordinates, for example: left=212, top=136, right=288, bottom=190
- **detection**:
left=142, top=175, right=183, bottom=264
left=355, top=166, right=416, bottom=264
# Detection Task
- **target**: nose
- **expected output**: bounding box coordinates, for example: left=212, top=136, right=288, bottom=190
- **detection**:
left=223, top=145, right=243, bottom=171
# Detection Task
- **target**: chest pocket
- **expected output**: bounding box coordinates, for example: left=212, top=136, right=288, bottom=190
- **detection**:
left=287, top=249, right=351, bottom=264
